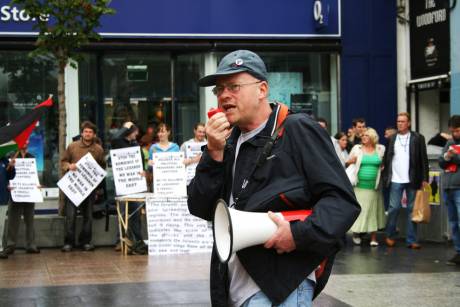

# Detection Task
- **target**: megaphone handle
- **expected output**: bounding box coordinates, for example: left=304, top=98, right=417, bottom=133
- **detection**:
left=280, top=210, right=312, bottom=222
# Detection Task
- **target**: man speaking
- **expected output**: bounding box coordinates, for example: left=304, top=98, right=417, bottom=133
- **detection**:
left=188, top=50, right=360, bottom=307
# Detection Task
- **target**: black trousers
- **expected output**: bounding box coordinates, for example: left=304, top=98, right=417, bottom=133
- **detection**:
left=7, top=202, right=36, bottom=248
left=64, top=193, right=94, bottom=246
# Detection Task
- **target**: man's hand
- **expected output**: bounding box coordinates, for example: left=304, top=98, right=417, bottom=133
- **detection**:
left=205, top=112, right=231, bottom=162
left=264, top=211, right=296, bottom=254
left=6, top=158, right=15, bottom=170
left=422, top=181, right=429, bottom=189
left=446, top=146, right=457, bottom=159
left=68, top=163, right=77, bottom=171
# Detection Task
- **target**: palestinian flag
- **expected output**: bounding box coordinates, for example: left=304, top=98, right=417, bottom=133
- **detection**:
left=0, top=97, right=53, bottom=158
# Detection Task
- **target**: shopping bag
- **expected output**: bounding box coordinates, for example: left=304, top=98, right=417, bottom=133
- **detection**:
left=411, top=188, right=431, bottom=223
left=345, top=164, right=357, bottom=186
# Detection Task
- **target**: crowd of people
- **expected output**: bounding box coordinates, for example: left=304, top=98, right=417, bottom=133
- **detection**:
left=323, top=113, right=460, bottom=266
left=0, top=118, right=208, bottom=258
left=321, top=114, right=429, bottom=249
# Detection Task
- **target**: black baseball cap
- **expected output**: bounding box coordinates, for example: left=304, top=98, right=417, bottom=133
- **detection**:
left=198, top=50, right=268, bottom=87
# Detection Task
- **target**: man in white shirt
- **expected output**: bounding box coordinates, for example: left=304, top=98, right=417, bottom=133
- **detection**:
left=180, top=123, right=207, bottom=185
left=382, top=112, right=428, bottom=249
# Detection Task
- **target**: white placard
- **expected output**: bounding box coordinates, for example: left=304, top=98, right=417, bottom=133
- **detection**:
left=110, top=146, right=147, bottom=196
left=146, top=196, right=213, bottom=255
left=9, top=158, right=43, bottom=203
left=184, top=140, right=207, bottom=185
left=57, top=153, right=107, bottom=207
left=153, top=152, right=187, bottom=197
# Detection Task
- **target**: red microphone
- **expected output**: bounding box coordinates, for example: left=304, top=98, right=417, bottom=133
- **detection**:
left=207, top=107, right=223, bottom=119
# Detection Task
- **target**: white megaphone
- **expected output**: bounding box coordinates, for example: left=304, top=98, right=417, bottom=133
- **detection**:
left=212, top=199, right=312, bottom=263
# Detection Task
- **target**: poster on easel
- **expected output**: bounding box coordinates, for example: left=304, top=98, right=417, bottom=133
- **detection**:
left=146, top=196, right=213, bottom=255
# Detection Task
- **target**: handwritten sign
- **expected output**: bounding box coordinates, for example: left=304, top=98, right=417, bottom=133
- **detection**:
left=184, top=140, right=207, bottom=185
left=9, top=158, right=43, bottom=203
left=57, top=153, right=106, bottom=207
left=146, top=196, right=213, bottom=255
left=110, top=146, right=147, bottom=196
left=153, top=152, right=187, bottom=197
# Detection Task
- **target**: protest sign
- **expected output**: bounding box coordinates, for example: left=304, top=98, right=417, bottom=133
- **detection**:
left=9, top=158, right=43, bottom=203
left=110, top=146, right=147, bottom=196
left=57, top=153, right=106, bottom=206
left=184, top=140, right=207, bottom=184
left=146, top=196, right=213, bottom=255
left=153, top=152, right=187, bottom=197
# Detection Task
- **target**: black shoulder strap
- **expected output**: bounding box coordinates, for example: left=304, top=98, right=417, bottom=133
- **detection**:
left=255, top=102, right=290, bottom=167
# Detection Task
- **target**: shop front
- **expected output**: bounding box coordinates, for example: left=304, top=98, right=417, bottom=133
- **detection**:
left=0, top=0, right=342, bottom=198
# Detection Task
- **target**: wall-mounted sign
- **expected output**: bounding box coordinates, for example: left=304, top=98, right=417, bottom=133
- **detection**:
left=409, top=0, right=450, bottom=80
left=0, top=0, right=341, bottom=38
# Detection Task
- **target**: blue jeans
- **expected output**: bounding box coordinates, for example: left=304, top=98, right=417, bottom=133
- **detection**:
left=386, top=182, right=418, bottom=244
left=445, top=189, right=460, bottom=253
left=241, top=279, right=314, bottom=307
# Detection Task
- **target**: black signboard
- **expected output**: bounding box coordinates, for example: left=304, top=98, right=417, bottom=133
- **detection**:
left=409, top=0, right=450, bottom=79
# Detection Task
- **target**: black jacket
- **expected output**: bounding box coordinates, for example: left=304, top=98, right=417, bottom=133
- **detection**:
left=111, top=131, right=145, bottom=168
left=187, top=103, right=360, bottom=306
left=382, top=131, right=429, bottom=189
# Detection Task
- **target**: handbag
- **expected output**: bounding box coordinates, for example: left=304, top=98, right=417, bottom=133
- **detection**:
left=345, top=164, right=357, bottom=186
left=411, top=188, right=431, bottom=223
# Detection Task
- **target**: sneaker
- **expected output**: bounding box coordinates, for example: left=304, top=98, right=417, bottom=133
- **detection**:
left=352, top=235, right=361, bottom=245
left=114, top=243, right=121, bottom=252
left=446, top=254, right=460, bottom=266
left=0, top=251, right=8, bottom=259
left=26, top=247, right=40, bottom=254
left=370, top=241, right=379, bottom=247
left=3, top=246, right=15, bottom=255
left=385, top=238, right=396, bottom=247
left=407, top=243, right=421, bottom=250
left=61, top=244, right=73, bottom=252
left=82, top=244, right=95, bottom=252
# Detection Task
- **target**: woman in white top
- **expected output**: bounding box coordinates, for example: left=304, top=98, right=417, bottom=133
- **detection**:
left=334, top=132, right=349, bottom=168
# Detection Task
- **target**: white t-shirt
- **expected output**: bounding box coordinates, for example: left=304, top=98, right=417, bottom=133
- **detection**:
left=228, top=122, right=267, bottom=307
left=228, top=121, right=315, bottom=307
left=391, top=133, right=411, bottom=183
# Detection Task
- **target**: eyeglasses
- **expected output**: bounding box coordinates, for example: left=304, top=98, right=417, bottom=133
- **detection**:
left=212, top=81, right=262, bottom=96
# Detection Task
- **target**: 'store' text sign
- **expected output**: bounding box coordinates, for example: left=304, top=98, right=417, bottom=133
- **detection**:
left=110, top=146, right=147, bottom=196
left=146, top=196, right=213, bottom=255
left=153, top=152, right=186, bottom=197
left=10, top=158, right=43, bottom=203
left=57, top=153, right=106, bottom=207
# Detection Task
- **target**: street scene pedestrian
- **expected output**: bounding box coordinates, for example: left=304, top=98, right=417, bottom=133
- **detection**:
left=188, top=50, right=360, bottom=306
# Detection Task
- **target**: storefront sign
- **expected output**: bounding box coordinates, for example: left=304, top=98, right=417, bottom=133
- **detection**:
left=152, top=152, right=187, bottom=197
left=410, top=0, right=450, bottom=79
left=0, top=0, right=341, bottom=38
left=110, top=146, right=147, bottom=196
left=9, top=158, right=43, bottom=203
left=57, top=153, right=106, bottom=207
left=146, top=196, right=213, bottom=255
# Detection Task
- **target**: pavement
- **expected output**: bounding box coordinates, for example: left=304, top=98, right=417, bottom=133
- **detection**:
left=0, top=238, right=459, bottom=307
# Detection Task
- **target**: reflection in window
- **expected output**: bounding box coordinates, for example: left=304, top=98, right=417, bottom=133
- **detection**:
left=216, top=52, right=338, bottom=133
left=101, top=53, right=172, bottom=147
left=0, top=51, right=58, bottom=186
